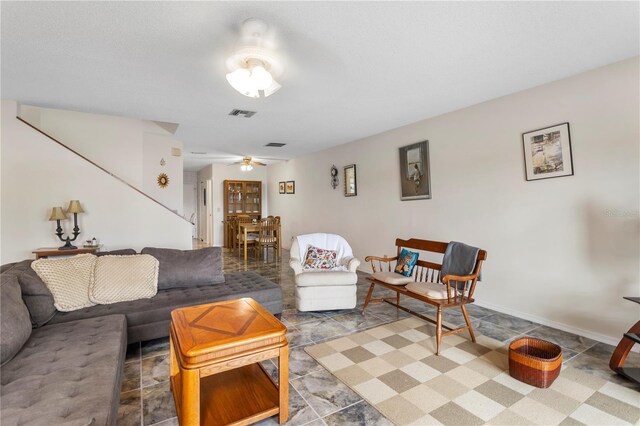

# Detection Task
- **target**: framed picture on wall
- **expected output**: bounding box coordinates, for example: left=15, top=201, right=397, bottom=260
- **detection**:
left=285, top=181, right=295, bottom=194
left=344, top=164, right=357, bottom=197
left=522, top=122, right=573, bottom=181
left=279, top=181, right=285, bottom=194
left=399, top=140, right=431, bottom=200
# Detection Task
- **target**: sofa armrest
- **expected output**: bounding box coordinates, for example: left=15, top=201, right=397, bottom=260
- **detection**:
left=340, top=256, right=360, bottom=272
left=289, top=258, right=303, bottom=275
left=348, top=258, right=360, bottom=272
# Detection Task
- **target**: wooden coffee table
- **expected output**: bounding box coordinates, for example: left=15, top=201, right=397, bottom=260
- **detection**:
left=169, top=298, right=288, bottom=425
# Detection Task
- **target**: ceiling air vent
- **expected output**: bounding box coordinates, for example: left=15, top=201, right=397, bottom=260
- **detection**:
left=265, top=143, right=286, bottom=147
left=229, top=109, right=256, bottom=118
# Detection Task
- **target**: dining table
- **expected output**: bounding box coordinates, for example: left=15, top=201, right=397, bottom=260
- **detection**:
left=238, top=222, right=282, bottom=262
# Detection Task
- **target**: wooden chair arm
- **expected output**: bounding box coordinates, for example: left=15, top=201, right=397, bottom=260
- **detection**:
left=441, top=273, right=478, bottom=283
left=365, top=255, right=398, bottom=273
left=364, top=255, right=398, bottom=263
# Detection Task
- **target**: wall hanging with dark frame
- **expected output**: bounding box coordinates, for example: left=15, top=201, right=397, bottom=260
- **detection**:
left=330, top=165, right=339, bottom=189
left=279, top=181, right=285, bottom=194
left=399, top=140, right=431, bottom=200
left=522, top=122, right=573, bottom=181
left=285, top=181, right=295, bottom=194
left=344, top=164, right=357, bottom=197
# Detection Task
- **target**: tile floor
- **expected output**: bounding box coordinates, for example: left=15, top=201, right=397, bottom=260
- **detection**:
left=117, top=247, right=639, bottom=426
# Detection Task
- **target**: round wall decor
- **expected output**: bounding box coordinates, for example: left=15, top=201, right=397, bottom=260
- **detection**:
left=157, top=173, right=170, bottom=188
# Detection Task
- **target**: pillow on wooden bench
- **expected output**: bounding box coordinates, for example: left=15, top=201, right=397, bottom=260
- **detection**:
left=371, top=271, right=414, bottom=285
left=406, top=281, right=458, bottom=299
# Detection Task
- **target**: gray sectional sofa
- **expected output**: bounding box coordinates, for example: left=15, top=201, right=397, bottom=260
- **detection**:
left=0, top=247, right=283, bottom=426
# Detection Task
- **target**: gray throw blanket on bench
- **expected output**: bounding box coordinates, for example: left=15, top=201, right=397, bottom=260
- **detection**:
left=441, top=241, right=481, bottom=291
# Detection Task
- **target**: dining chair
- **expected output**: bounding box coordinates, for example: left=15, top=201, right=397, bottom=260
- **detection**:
left=236, top=216, right=258, bottom=257
left=255, top=217, right=278, bottom=261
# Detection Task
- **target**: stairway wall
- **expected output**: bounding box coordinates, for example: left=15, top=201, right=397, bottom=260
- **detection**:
left=18, top=105, right=184, bottom=214
left=1, top=100, right=192, bottom=263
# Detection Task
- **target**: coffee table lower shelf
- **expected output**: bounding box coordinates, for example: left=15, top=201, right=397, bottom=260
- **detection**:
left=172, top=363, right=280, bottom=426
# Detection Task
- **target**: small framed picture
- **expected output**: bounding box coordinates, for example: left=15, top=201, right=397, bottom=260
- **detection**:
left=522, top=122, right=573, bottom=181
left=286, top=181, right=295, bottom=194
left=279, top=181, right=285, bottom=194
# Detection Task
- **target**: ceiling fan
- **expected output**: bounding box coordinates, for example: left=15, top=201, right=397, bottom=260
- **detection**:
left=232, top=156, right=266, bottom=171
left=187, top=152, right=288, bottom=170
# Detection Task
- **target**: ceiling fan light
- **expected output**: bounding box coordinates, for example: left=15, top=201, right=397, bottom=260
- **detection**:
left=240, top=164, right=248, bottom=171
left=262, top=79, right=282, bottom=97
left=226, top=68, right=254, bottom=95
left=247, top=164, right=253, bottom=171
left=250, top=64, right=273, bottom=90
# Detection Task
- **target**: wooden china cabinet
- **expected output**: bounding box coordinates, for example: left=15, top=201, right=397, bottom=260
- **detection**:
left=223, top=180, right=262, bottom=247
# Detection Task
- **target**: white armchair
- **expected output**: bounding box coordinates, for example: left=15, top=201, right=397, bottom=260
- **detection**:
left=290, top=233, right=360, bottom=311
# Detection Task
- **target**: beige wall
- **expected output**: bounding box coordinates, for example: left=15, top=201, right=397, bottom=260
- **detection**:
left=1, top=100, right=192, bottom=263
left=267, top=57, right=640, bottom=344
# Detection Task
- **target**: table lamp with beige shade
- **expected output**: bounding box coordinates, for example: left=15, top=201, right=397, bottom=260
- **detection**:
left=49, top=200, right=84, bottom=250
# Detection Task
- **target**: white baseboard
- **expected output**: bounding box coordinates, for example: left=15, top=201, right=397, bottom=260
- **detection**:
left=474, top=300, right=625, bottom=348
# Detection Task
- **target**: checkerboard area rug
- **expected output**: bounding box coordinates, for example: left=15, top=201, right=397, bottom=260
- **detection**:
left=305, top=316, right=640, bottom=425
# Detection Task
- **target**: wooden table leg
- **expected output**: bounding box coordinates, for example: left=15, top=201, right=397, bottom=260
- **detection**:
left=278, top=345, right=289, bottom=424
left=244, top=228, right=248, bottom=262
left=278, top=225, right=282, bottom=258
left=610, top=320, right=640, bottom=372
left=180, top=368, right=200, bottom=426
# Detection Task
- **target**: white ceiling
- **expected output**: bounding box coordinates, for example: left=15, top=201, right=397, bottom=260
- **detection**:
left=2, top=2, right=638, bottom=171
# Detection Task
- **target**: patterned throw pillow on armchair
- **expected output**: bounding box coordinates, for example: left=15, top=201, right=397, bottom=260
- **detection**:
left=303, top=245, right=338, bottom=270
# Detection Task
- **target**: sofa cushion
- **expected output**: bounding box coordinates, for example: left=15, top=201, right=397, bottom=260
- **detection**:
left=89, top=254, right=159, bottom=304
left=95, top=248, right=137, bottom=257
left=1, top=262, right=18, bottom=273
left=2, top=260, right=57, bottom=327
left=0, top=274, right=32, bottom=366
left=371, top=271, right=414, bottom=285
left=141, top=246, right=224, bottom=289
left=295, top=270, right=358, bottom=287
left=48, top=271, right=282, bottom=342
left=1, top=315, right=127, bottom=426
left=31, top=254, right=97, bottom=312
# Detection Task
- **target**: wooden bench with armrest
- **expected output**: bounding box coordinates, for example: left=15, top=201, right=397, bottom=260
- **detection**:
left=363, top=238, right=487, bottom=355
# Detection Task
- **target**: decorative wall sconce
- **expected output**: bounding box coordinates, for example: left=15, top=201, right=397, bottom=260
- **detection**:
left=330, top=165, right=339, bottom=189
left=49, top=200, right=84, bottom=250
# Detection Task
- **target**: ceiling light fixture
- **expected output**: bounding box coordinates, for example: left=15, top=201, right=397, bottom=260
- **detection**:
left=225, top=19, right=284, bottom=99
left=236, top=156, right=267, bottom=171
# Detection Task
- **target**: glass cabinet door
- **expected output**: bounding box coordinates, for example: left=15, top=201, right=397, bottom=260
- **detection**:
left=244, top=182, right=261, bottom=213
left=227, top=182, right=244, bottom=213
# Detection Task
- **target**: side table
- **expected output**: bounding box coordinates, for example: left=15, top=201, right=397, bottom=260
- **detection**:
left=32, top=246, right=101, bottom=259
left=609, top=296, right=640, bottom=384
left=170, top=298, right=288, bottom=425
